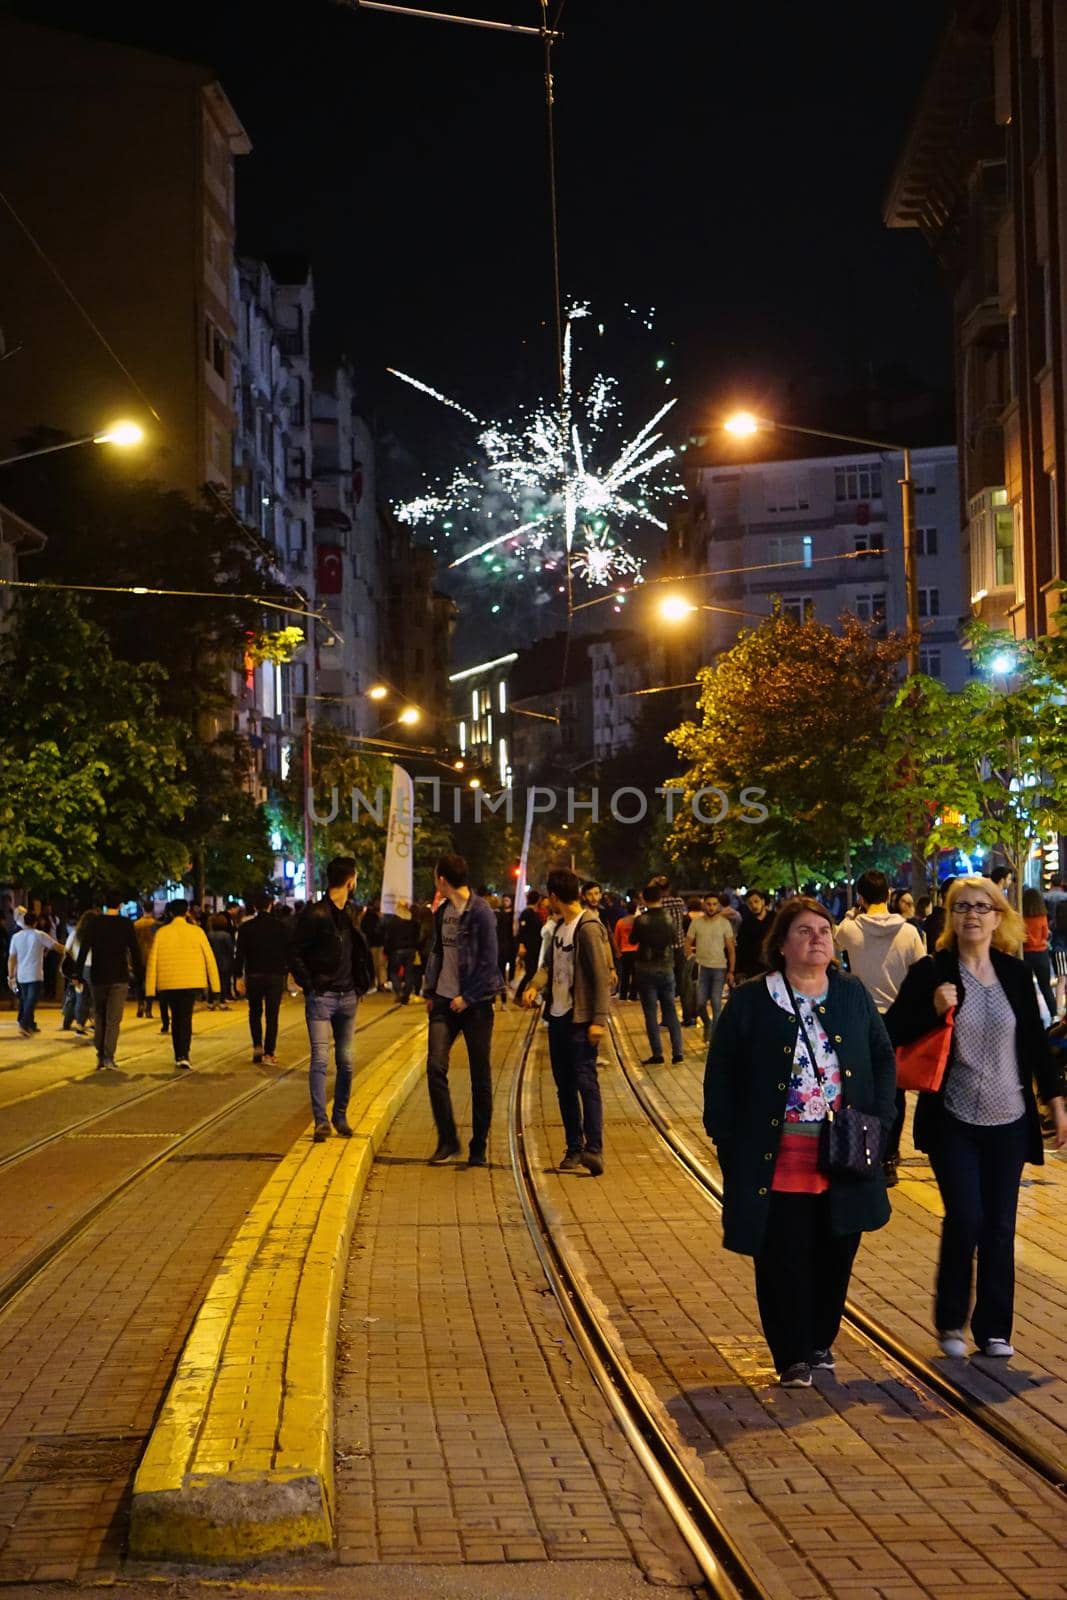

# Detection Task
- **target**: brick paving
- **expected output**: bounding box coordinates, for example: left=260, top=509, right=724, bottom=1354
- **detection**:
left=615, top=1004, right=1067, bottom=1468
left=0, top=995, right=415, bottom=1584
left=333, top=1008, right=697, bottom=1585
left=526, top=1008, right=1067, bottom=1600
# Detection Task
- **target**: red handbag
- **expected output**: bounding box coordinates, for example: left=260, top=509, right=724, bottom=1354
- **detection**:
left=895, top=1007, right=954, bottom=1092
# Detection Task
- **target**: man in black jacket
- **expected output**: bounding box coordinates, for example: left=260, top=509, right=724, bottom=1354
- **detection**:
left=235, top=895, right=292, bottom=1064
left=290, top=858, right=374, bottom=1142
left=75, top=891, right=144, bottom=1070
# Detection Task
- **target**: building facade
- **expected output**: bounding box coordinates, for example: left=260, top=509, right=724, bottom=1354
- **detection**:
left=684, top=446, right=969, bottom=688
left=886, top=0, right=1067, bottom=640
left=0, top=503, right=46, bottom=631
left=0, top=16, right=249, bottom=497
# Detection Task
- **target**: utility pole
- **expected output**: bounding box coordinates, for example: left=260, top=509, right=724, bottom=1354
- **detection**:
left=303, top=716, right=315, bottom=903
left=900, top=446, right=919, bottom=678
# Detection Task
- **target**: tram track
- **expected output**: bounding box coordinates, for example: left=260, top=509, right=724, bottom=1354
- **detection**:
left=607, top=1012, right=1067, bottom=1499
left=0, top=1002, right=406, bottom=1319
left=510, top=1015, right=769, bottom=1600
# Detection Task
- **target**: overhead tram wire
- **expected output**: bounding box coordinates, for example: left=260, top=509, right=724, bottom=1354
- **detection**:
left=568, top=546, right=885, bottom=614
left=0, top=575, right=339, bottom=637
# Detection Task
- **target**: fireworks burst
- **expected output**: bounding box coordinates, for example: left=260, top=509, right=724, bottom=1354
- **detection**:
left=390, top=304, right=684, bottom=590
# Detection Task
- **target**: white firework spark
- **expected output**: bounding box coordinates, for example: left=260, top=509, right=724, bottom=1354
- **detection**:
left=391, top=306, right=684, bottom=588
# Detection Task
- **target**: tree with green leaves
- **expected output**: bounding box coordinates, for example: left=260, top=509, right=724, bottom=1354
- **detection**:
left=666, top=612, right=909, bottom=890
left=0, top=593, right=192, bottom=894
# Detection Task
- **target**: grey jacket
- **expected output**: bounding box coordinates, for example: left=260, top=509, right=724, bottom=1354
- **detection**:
left=529, top=908, right=613, bottom=1027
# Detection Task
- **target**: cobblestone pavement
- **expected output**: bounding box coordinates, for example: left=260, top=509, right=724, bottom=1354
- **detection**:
left=0, top=994, right=418, bottom=1585
left=614, top=1003, right=1067, bottom=1467
left=333, top=1007, right=698, bottom=1586
left=522, top=1005, right=1067, bottom=1600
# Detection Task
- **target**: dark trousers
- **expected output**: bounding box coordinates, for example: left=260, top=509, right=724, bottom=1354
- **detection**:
left=513, top=948, right=538, bottom=1004
left=246, top=973, right=284, bottom=1054
left=387, top=947, right=416, bottom=1002
left=92, top=982, right=127, bottom=1064
left=674, top=948, right=695, bottom=1023
left=427, top=999, right=494, bottom=1155
left=547, top=1010, right=603, bottom=1155
left=159, top=994, right=170, bottom=1030
left=617, top=950, right=636, bottom=1000
left=160, top=988, right=198, bottom=1062
left=754, top=1191, right=861, bottom=1372
left=885, top=1090, right=907, bottom=1162
left=929, top=1111, right=1028, bottom=1345
left=1024, top=949, right=1056, bottom=1017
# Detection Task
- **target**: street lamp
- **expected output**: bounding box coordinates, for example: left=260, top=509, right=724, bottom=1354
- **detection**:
left=368, top=684, right=389, bottom=701
left=658, top=593, right=696, bottom=623
left=723, top=411, right=920, bottom=675
left=0, top=420, right=145, bottom=469
left=397, top=706, right=421, bottom=726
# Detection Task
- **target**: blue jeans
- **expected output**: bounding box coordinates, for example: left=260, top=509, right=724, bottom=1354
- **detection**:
left=929, top=1111, right=1028, bottom=1345
left=697, top=966, right=727, bottom=1032
left=305, top=989, right=358, bottom=1125
left=16, top=980, right=42, bottom=1031
left=547, top=1011, right=603, bottom=1154
left=636, top=968, right=684, bottom=1060
left=62, top=979, right=92, bottom=1028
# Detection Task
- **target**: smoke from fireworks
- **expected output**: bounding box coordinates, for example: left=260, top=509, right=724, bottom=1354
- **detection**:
left=390, top=304, right=684, bottom=596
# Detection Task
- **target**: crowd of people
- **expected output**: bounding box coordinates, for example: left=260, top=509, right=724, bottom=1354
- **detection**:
left=6, top=859, right=1067, bottom=1392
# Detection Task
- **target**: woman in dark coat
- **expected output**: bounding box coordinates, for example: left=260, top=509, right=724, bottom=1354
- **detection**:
left=704, top=896, right=897, bottom=1388
left=886, top=876, right=1067, bottom=1360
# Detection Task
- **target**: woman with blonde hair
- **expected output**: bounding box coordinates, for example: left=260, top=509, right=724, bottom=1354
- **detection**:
left=887, top=877, right=1067, bottom=1359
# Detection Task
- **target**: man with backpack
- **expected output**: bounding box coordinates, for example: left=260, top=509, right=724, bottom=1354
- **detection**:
left=523, top=867, right=614, bottom=1175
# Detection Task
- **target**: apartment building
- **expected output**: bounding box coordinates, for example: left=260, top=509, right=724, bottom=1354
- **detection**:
left=0, top=15, right=249, bottom=497
left=685, top=446, right=969, bottom=688
left=886, top=0, right=1067, bottom=639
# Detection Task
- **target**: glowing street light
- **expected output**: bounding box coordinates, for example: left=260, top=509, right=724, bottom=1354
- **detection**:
left=723, top=411, right=761, bottom=437
left=452, top=759, right=465, bottom=770
left=398, top=706, right=421, bottom=726
left=990, top=651, right=1017, bottom=677
left=0, top=418, right=146, bottom=469
left=659, top=593, right=696, bottom=623
left=468, top=776, right=482, bottom=789
left=368, top=684, right=389, bottom=701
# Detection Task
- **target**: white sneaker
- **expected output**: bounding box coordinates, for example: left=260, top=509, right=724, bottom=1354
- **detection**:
left=939, top=1329, right=968, bottom=1358
left=983, top=1338, right=1015, bottom=1358
left=175, top=1058, right=192, bottom=1070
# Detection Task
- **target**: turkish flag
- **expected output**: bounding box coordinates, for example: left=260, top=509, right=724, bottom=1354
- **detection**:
left=316, top=543, right=343, bottom=595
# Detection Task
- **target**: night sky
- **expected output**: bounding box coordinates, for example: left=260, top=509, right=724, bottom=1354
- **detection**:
left=8, top=0, right=954, bottom=649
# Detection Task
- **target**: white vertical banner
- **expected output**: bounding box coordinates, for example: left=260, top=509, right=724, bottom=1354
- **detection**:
left=512, top=789, right=536, bottom=935
left=380, top=763, right=414, bottom=916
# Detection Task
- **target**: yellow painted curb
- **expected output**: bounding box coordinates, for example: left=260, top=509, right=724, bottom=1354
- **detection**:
left=129, top=1022, right=426, bottom=1562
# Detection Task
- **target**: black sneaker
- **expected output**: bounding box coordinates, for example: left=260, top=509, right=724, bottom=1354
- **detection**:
left=159, top=1024, right=169, bottom=1034
left=252, top=1048, right=263, bottom=1064
left=671, top=1055, right=685, bottom=1064
left=332, top=1117, right=353, bottom=1137
left=466, top=1150, right=488, bottom=1168
left=313, top=1121, right=332, bottom=1143
left=429, top=1140, right=461, bottom=1165
left=643, top=1055, right=665, bottom=1065
left=810, top=1348, right=836, bottom=1371
left=780, top=1362, right=812, bottom=1388
left=580, top=1150, right=605, bottom=1177
left=883, top=1158, right=899, bottom=1188
left=558, top=1150, right=584, bottom=1171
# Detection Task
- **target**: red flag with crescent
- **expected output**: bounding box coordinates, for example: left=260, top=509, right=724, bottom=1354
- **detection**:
left=316, top=543, right=343, bottom=595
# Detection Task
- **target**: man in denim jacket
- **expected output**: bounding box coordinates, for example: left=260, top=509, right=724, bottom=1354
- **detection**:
left=422, top=852, right=504, bottom=1166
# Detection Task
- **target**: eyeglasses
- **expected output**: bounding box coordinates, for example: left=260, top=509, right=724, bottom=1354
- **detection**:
left=951, top=902, right=996, bottom=916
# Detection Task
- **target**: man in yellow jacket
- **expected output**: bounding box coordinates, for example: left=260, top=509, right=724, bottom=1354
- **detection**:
left=146, top=899, right=221, bottom=1069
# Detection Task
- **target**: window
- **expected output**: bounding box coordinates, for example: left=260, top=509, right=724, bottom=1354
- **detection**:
left=766, top=475, right=810, bottom=512
left=767, top=534, right=812, bottom=566
left=780, top=596, right=813, bottom=623
left=854, top=592, right=887, bottom=623
left=918, top=587, right=940, bottom=618
left=854, top=532, right=885, bottom=559
left=913, top=468, right=936, bottom=496
left=916, top=527, right=938, bottom=556
left=205, top=319, right=227, bottom=379
left=1008, top=310, right=1019, bottom=399
left=1051, top=472, right=1060, bottom=580
left=919, top=648, right=943, bottom=679
left=1044, top=263, right=1054, bottom=368
left=995, top=504, right=1015, bottom=587
left=292, top=662, right=308, bottom=696
left=414, top=647, right=425, bottom=674
left=835, top=464, right=883, bottom=502
left=289, top=376, right=305, bottom=428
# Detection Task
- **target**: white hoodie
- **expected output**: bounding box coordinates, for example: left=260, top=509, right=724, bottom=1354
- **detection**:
left=834, top=911, right=926, bottom=1013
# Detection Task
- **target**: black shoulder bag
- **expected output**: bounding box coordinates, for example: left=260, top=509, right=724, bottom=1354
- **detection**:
left=787, top=985, right=885, bottom=1180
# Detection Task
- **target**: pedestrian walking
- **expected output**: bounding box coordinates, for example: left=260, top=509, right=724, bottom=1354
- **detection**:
left=1022, top=886, right=1056, bottom=1018
left=887, top=876, right=1067, bottom=1358
left=206, top=914, right=234, bottom=1009
left=686, top=892, right=736, bottom=1038
left=513, top=891, right=545, bottom=1005
left=834, top=869, right=926, bottom=1185
left=524, top=867, right=613, bottom=1174
left=382, top=900, right=419, bottom=1003
left=495, top=894, right=516, bottom=1006
left=613, top=902, right=639, bottom=1000
left=650, top=874, right=693, bottom=1026
left=634, top=880, right=685, bottom=1064
left=704, top=896, right=896, bottom=1387
left=360, top=899, right=388, bottom=992
left=235, top=894, right=292, bottom=1063
left=421, top=852, right=503, bottom=1166
left=145, top=900, right=221, bottom=1070
left=60, top=909, right=96, bottom=1035
left=290, top=858, right=374, bottom=1141
left=734, top=890, right=773, bottom=980
left=74, top=892, right=144, bottom=1069
left=7, top=912, right=64, bottom=1036
left=133, top=903, right=159, bottom=1017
